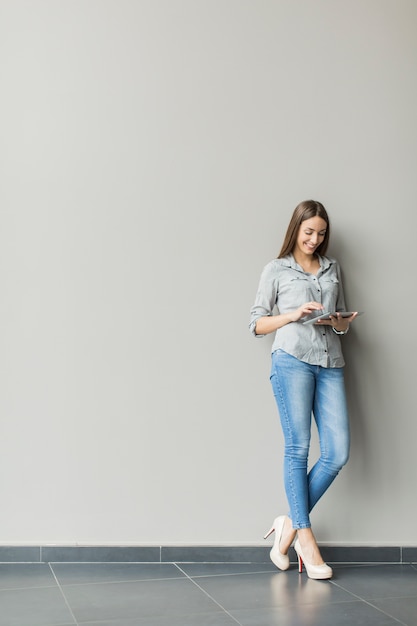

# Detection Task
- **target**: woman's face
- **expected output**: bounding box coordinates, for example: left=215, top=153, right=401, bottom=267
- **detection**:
left=295, top=216, right=327, bottom=256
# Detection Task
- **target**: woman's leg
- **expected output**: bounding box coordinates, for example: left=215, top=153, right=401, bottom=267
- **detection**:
left=308, top=366, right=350, bottom=512
left=296, top=366, right=349, bottom=568
left=270, top=354, right=349, bottom=566
left=270, top=350, right=316, bottom=530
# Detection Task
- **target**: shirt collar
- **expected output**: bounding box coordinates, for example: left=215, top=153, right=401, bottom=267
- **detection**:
left=283, top=253, right=333, bottom=272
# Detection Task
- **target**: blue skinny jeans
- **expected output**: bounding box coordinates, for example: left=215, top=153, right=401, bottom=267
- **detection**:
left=270, top=349, right=350, bottom=529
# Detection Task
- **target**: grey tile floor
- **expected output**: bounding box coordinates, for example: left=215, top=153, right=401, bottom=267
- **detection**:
left=0, top=561, right=416, bottom=626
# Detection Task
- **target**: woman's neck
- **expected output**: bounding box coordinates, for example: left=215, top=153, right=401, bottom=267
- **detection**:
left=293, top=251, right=320, bottom=274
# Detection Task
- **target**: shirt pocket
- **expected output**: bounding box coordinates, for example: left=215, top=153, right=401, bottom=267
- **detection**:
left=320, top=277, right=339, bottom=305
left=287, top=276, right=315, bottom=300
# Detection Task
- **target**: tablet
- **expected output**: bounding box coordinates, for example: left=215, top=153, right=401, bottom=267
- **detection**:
left=302, top=311, right=364, bottom=325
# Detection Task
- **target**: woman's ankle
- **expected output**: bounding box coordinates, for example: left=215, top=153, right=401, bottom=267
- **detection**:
left=281, top=516, right=297, bottom=553
left=296, top=528, right=325, bottom=564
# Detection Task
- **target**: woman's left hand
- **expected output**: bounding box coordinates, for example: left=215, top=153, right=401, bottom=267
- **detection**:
left=316, top=312, right=358, bottom=332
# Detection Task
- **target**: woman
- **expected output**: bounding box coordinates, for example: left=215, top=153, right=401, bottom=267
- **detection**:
left=249, top=200, right=357, bottom=580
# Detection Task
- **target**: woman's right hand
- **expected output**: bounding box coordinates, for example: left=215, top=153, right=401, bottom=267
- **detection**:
left=254, top=301, right=324, bottom=335
left=288, top=301, right=324, bottom=323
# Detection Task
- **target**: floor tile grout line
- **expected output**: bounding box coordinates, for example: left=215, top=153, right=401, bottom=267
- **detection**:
left=51, top=575, right=189, bottom=589
left=354, top=599, right=408, bottom=626
left=330, top=581, right=409, bottom=626
left=0, top=583, right=60, bottom=593
left=369, top=592, right=417, bottom=601
left=48, top=563, right=79, bottom=626
left=174, top=563, right=244, bottom=626
left=173, top=569, right=288, bottom=580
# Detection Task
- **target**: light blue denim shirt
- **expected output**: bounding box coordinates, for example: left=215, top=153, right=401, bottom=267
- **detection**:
left=249, top=254, right=347, bottom=367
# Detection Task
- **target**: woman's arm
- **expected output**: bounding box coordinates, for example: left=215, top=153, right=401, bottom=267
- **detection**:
left=250, top=261, right=323, bottom=337
left=254, top=301, right=325, bottom=335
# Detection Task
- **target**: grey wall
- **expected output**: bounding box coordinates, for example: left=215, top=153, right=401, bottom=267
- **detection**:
left=1, top=0, right=416, bottom=546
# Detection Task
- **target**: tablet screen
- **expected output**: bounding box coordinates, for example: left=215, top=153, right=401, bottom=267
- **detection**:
left=302, top=311, right=363, bottom=325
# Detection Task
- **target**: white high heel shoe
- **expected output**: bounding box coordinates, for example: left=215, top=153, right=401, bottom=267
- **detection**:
left=294, top=539, right=333, bottom=580
left=263, top=516, right=291, bottom=571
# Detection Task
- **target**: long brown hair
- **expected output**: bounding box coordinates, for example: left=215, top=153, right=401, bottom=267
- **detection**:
left=278, top=200, right=330, bottom=258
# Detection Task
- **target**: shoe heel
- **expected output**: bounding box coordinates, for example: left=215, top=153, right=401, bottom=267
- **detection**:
left=264, top=517, right=291, bottom=571
left=297, top=554, right=303, bottom=574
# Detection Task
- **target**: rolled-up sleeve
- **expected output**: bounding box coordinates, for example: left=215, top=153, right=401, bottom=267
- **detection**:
left=249, top=262, right=279, bottom=337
